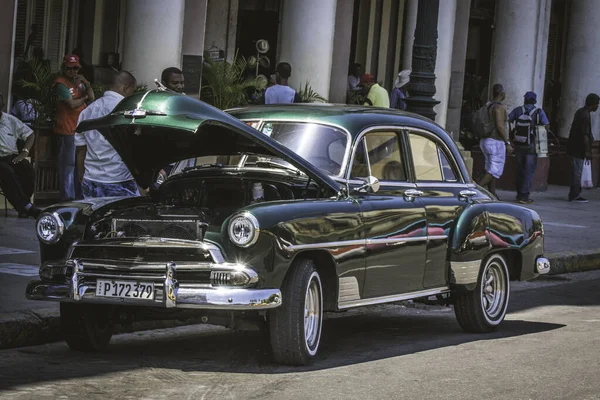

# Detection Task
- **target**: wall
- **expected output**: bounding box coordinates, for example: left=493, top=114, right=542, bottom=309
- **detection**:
left=204, top=0, right=238, bottom=62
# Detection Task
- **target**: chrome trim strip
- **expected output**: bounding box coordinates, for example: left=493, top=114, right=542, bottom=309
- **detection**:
left=451, top=260, right=482, bottom=285
left=428, top=235, right=449, bottom=241
left=338, top=287, right=450, bottom=309
left=367, top=237, right=426, bottom=245
left=285, top=235, right=449, bottom=251
left=416, top=182, right=471, bottom=188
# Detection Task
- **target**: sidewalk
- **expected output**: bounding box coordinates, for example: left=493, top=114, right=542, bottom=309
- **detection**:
left=1, top=185, right=600, bottom=349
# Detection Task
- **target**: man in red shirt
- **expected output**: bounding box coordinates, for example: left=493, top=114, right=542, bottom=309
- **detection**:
left=54, top=54, right=95, bottom=201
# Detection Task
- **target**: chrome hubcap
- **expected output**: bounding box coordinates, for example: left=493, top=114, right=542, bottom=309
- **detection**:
left=304, top=277, right=321, bottom=351
left=481, top=260, right=507, bottom=319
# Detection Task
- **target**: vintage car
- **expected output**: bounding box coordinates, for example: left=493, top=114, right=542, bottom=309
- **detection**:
left=26, top=90, right=550, bottom=365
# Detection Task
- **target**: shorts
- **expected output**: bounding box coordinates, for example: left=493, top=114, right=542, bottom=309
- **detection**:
left=480, top=138, right=506, bottom=179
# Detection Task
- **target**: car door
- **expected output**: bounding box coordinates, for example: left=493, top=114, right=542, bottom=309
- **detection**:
left=348, top=128, right=428, bottom=299
left=405, top=128, right=472, bottom=289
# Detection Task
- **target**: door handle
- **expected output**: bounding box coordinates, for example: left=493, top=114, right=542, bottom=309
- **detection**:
left=404, top=189, right=423, bottom=198
left=459, top=189, right=478, bottom=200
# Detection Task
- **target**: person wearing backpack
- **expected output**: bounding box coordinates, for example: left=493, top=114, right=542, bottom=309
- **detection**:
left=508, top=91, right=550, bottom=204
left=476, top=83, right=512, bottom=197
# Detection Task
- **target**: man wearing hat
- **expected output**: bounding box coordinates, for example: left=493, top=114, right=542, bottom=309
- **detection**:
left=54, top=54, right=95, bottom=201
left=390, top=70, right=410, bottom=110
left=360, top=74, right=389, bottom=108
left=508, top=91, right=550, bottom=204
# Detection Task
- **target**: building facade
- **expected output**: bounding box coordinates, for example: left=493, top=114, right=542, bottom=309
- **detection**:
left=1, top=0, right=598, bottom=177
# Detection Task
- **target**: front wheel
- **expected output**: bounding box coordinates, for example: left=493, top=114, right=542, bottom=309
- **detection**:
left=454, top=253, right=510, bottom=333
left=269, top=259, right=323, bottom=365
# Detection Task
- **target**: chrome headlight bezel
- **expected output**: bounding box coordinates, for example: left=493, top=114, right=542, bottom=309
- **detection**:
left=228, top=212, right=260, bottom=248
left=36, top=212, right=65, bottom=244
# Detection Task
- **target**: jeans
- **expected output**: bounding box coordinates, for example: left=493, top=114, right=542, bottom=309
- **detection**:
left=569, top=157, right=585, bottom=200
left=514, top=147, right=537, bottom=200
left=0, top=155, right=35, bottom=212
left=81, top=179, right=139, bottom=199
left=56, top=135, right=81, bottom=201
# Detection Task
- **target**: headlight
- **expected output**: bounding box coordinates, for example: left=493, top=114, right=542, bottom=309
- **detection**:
left=37, top=212, right=65, bottom=244
left=228, top=212, right=260, bottom=247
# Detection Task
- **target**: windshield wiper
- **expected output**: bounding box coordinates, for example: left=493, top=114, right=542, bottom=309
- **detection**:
left=182, top=163, right=224, bottom=172
left=254, top=160, right=305, bottom=176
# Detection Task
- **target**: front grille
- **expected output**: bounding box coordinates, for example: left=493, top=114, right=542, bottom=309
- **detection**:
left=70, top=246, right=213, bottom=264
left=112, top=218, right=206, bottom=241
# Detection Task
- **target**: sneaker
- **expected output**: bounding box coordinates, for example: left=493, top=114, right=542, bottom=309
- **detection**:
left=571, top=196, right=589, bottom=203
left=518, top=198, right=534, bottom=204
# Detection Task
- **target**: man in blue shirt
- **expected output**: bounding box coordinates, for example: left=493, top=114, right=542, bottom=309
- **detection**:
left=508, top=91, right=550, bottom=204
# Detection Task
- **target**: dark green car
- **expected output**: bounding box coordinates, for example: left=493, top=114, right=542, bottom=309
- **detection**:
left=26, top=90, right=550, bottom=365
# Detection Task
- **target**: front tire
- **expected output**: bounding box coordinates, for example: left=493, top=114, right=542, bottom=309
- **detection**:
left=269, top=259, right=323, bottom=365
left=61, top=303, right=114, bottom=351
left=454, top=253, right=510, bottom=333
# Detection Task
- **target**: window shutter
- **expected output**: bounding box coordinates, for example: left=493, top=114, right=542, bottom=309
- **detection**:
left=45, top=0, right=68, bottom=72
left=32, top=0, right=46, bottom=50
left=545, top=22, right=558, bottom=81
left=15, top=1, right=28, bottom=57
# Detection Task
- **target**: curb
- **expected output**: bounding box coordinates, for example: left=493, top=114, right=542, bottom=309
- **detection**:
left=2, top=249, right=600, bottom=350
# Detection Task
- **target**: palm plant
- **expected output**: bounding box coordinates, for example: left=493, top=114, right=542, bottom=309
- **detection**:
left=297, top=81, right=327, bottom=103
left=15, top=57, right=58, bottom=127
left=201, top=52, right=267, bottom=110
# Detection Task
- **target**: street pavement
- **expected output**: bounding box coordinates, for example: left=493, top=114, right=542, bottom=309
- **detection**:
left=0, top=269, right=599, bottom=399
left=0, top=184, right=599, bottom=348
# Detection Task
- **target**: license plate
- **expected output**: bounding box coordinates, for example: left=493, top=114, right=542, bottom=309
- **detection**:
left=96, top=280, right=155, bottom=300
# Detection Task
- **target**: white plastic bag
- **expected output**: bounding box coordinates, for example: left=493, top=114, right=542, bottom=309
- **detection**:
left=581, top=160, right=594, bottom=189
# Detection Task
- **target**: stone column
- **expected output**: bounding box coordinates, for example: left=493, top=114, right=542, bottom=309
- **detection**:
left=405, top=0, right=440, bottom=120
left=182, top=0, right=208, bottom=97
left=121, top=0, right=185, bottom=88
left=558, top=1, right=600, bottom=139
left=279, top=0, right=337, bottom=100
left=489, top=0, right=551, bottom=113
left=401, top=0, right=418, bottom=71
left=1, top=0, right=16, bottom=109
left=433, top=0, right=457, bottom=128
left=446, top=0, right=471, bottom=139
left=328, top=0, right=353, bottom=103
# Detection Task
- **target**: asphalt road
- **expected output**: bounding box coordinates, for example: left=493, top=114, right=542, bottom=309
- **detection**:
left=0, top=270, right=598, bottom=400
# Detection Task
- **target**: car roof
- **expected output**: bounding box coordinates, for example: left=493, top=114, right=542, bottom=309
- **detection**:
left=227, top=104, right=472, bottom=183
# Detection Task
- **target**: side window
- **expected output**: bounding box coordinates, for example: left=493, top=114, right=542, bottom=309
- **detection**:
left=351, top=132, right=406, bottom=181
left=409, top=133, right=458, bottom=182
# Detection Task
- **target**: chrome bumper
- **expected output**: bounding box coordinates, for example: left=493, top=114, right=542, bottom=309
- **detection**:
left=536, top=257, right=551, bottom=275
left=26, top=258, right=281, bottom=310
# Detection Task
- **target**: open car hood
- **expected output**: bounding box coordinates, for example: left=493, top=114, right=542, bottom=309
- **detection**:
left=76, top=90, right=341, bottom=193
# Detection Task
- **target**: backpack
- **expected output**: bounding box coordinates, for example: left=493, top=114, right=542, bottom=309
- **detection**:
left=472, top=102, right=498, bottom=139
left=513, top=106, right=539, bottom=146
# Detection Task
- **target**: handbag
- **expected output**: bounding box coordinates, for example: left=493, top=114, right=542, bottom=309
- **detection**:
left=581, top=160, right=594, bottom=189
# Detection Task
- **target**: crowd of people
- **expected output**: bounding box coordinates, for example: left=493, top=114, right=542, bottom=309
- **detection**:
left=0, top=55, right=596, bottom=219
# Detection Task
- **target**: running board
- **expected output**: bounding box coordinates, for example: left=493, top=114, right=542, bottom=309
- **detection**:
left=337, top=287, right=450, bottom=310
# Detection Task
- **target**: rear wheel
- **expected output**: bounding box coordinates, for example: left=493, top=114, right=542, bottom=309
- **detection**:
left=61, top=303, right=114, bottom=351
left=454, top=253, right=510, bottom=333
left=269, top=259, right=323, bottom=365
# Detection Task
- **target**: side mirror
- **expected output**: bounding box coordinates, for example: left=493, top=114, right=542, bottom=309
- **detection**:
left=354, top=176, right=380, bottom=194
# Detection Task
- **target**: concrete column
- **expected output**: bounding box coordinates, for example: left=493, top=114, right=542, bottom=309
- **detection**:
left=1, top=0, right=17, bottom=110
left=489, top=0, right=551, bottom=113
left=402, top=0, right=418, bottom=72
left=279, top=0, right=337, bottom=100
left=204, top=0, right=238, bottom=62
left=446, top=0, right=471, bottom=138
left=433, top=0, right=457, bottom=128
left=121, top=0, right=185, bottom=88
left=329, top=0, right=353, bottom=103
left=558, top=1, right=600, bottom=139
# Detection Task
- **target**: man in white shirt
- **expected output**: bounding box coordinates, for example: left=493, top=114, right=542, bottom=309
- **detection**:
left=0, top=92, right=40, bottom=218
left=265, top=62, right=299, bottom=104
left=75, top=71, right=139, bottom=198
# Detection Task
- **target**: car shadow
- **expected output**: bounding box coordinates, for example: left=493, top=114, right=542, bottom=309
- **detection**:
left=0, top=308, right=563, bottom=390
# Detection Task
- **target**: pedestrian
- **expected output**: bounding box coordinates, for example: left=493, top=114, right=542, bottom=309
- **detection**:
left=54, top=54, right=95, bottom=201
left=360, top=74, right=390, bottom=108
left=75, top=71, right=139, bottom=199
left=508, top=91, right=551, bottom=204
left=0, top=92, right=40, bottom=218
left=161, top=67, right=185, bottom=93
left=347, top=63, right=363, bottom=98
left=390, top=69, right=410, bottom=110
left=566, top=93, right=599, bottom=203
left=477, top=83, right=512, bottom=197
left=265, top=62, right=299, bottom=104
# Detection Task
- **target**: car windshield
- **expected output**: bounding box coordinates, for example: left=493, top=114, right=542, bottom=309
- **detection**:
left=168, top=121, right=348, bottom=177
left=250, top=122, right=348, bottom=176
